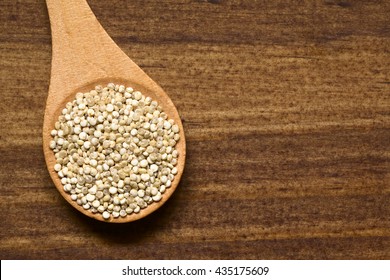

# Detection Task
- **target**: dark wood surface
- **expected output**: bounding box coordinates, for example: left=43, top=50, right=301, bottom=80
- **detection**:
left=0, top=0, right=389, bottom=259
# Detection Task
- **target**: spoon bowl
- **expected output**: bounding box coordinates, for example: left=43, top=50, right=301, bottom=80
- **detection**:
left=43, top=0, right=185, bottom=223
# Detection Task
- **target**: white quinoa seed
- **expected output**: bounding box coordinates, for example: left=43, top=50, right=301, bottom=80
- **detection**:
left=130, top=189, right=138, bottom=197
left=86, top=193, right=95, bottom=202
left=49, top=83, right=180, bottom=220
left=152, top=192, right=162, bottom=202
left=102, top=211, right=110, bottom=219
left=109, top=187, right=117, bottom=195
left=92, top=200, right=100, bottom=208
left=54, top=164, right=61, bottom=172
left=150, top=164, right=158, bottom=173
left=139, top=159, right=148, bottom=168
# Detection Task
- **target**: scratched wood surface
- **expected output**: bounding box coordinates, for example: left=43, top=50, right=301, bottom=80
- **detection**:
left=0, top=0, right=389, bottom=260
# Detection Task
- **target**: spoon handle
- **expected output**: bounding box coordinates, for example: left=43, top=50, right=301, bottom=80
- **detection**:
left=46, top=0, right=97, bottom=40
left=46, top=0, right=136, bottom=92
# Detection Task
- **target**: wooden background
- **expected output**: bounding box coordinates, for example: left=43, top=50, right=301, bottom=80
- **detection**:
left=0, top=0, right=389, bottom=259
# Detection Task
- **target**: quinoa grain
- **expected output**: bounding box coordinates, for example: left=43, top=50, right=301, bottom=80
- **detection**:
left=50, top=83, right=180, bottom=220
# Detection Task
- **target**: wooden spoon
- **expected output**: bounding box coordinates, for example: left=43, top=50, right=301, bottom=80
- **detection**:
left=42, top=0, right=186, bottom=223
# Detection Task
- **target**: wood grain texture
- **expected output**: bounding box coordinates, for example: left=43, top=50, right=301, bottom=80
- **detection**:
left=0, top=0, right=389, bottom=259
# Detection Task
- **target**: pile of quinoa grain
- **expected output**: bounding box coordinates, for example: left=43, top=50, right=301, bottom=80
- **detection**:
left=49, top=83, right=180, bottom=219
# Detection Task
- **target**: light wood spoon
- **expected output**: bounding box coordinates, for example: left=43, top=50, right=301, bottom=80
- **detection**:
left=42, top=0, right=186, bottom=223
